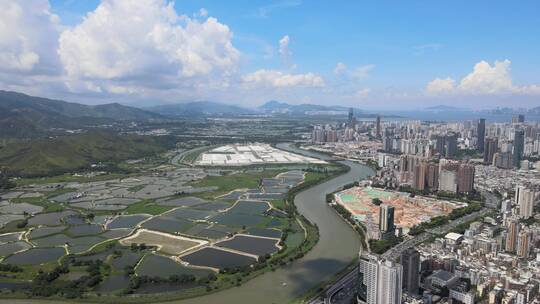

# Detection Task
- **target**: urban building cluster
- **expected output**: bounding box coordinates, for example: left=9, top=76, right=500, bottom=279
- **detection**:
left=410, top=208, right=540, bottom=303
left=311, top=112, right=540, bottom=303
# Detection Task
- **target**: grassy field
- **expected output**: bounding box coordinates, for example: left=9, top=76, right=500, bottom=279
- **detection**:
left=11, top=196, right=65, bottom=213
left=179, top=145, right=216, bottom=164
left=16, top=172, right=135, bottom=186
left=123, top=200, right=174, bottom=215
left=188, top=169, right=287, bottom=199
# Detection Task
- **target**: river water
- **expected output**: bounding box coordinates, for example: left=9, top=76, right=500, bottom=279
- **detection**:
left=166, top=144, right=374, bottom=304
left=3, top=144, right=374, bottom=304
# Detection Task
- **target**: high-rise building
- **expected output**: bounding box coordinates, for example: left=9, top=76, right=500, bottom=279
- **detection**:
left=379, top=205, right=395, bottom=233
left=439, top=169, right=458, bottom=193
left=505, top=220, right=520, bottom=253
left=477, top=118, right=486, bottom=153
left=483, top=137, right=498, bottom=164
left=512, top=114, right=525, bottom=124
left=513, top=129, right=525, bottom=168
left=444, top=133, right=458, bottom=158
left=517, top=230, right=531, bottom=258
left=376, top=115, right=381, bottom=138
left=401, top=248, right=420, bottom=294
left=413, top=163, right=427, bottom=191
left=493, top=152, right=513, bottom=169
left=378, top=260, right=403, bottom=304
left=383, top=130, right=393, bottom=152
left=515, top=185, right=535, bottom=219
left=435, top=135, right=446, bottom=156
left=457, top=164, right=475, bottom=194
left=426, top=163, right=439, bottom=190
left=358, top=254, right=402, bottom=304
left=358, top=254, right=378, bottom=304
left=348, top=107, right=354, bottom=125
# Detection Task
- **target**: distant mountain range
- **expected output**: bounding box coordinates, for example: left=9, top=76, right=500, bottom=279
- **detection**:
left=146, top=100, right=367, bottom=117
left=146, top=101, right=254, bottom=116
left=424, top=105, right=470, bottom=112
left=257, top=100, right=357, bottom=115
left=0, top=91, right=161, bottom=138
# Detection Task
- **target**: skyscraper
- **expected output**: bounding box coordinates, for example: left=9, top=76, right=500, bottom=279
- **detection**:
left=413, top=163, right=426, bottom=191
left=483, top=137, right=498, bottom=164
left=358, top=254, right=378, bottom=304
left=358, top=253, right=403, bottom=304
left=444, top=133, right=458, bottom=158
left=348, top=107, right=354, bottom=125
left=378, top=260, right=403, bottom=304
left=426, top=163, right=439, bottom=190
left=457, top=164, right=475, bottom=194
left=435, top=135, right=445, bottom=156
left=513, top=129, right=525, bottom=168
left=376, top=115, right=381, bottom=138
left=515, top=185, right=535, bottom=219
left=505, top=220, right=520, bottom=253
left=477, top=119, right=486, bottom=153
left=439, top=169, right=458, bottom=193
left=379, top=205, right=395, bottom=233
left=517, top=230, right=531, bottom=258
left=401, top=248, right=420, bottom=294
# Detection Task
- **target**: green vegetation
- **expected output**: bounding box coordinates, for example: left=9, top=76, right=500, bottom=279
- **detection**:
left=179, top=145, right=216, bottom=164
left=409, top=202, right=483, bottom=235
left=372, top=198, right=382, bottom=205
left=0, top=150, right=353, bottom=302
left=16, top=172, right=135, bottom=186
left=124, top=200, right=174, bottom=215
left=369, top=235, right=403, bottom=254
left=364, top=159, right=381, bottom=171
left=187, top=169, right=286, bottom=199
left=455, top=149, right=482, bottom=159
left=521, top=216, right=540, bottom=226
left=330, top=201, right=368, bottom=249
left=269, top=199, right=286, bottom=210
left=12, top=196, right=65, bottom=213
left=397, top=185, right=483, bottom=203
left=0, top=167, right=15, bottom=190
left=0, top=131, right=176, bottom=177
left=0, top=264, right=23, bottom=273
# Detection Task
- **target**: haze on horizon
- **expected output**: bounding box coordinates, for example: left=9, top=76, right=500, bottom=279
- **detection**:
left=1, top=0, right=539, bottom=110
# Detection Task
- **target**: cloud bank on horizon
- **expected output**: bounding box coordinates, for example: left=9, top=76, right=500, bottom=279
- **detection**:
left=0, top=0, right=539, bottom=109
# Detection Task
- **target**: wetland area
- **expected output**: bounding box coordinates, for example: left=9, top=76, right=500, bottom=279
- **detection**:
left=0, top=143, right=372, bottom=303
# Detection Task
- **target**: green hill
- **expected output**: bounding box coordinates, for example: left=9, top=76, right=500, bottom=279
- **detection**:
left=0, top=132, right=175, bottom=177
left=0, top=90, right=163, bottom=139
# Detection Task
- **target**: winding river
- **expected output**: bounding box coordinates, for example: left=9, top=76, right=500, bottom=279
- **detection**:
left=168, top=144, right=374, bottom=304
left=3, top=144, right=374, bottom=304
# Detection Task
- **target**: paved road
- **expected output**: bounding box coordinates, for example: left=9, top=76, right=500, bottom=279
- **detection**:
left=382, top=207, right=491, bottom=261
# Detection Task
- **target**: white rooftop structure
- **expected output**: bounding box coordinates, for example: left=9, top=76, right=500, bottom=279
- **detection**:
left=195, top=143, right=326, bottom=166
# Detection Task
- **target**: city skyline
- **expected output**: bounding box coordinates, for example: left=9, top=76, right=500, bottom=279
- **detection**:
left=1, top=0, right=540, bottom=109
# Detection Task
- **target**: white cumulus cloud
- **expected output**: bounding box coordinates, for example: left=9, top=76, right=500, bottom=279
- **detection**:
left=242, top=69, right=324, bottom=88
left=198, top=8, right=208, bottom=17
left=426, top=77, right=456, bottom=95
left=352, top=64, right=375, bottom=80
left=58, top=0, right=240, bottom=93
left=425, top=59, right=540, bottom=96
left=0, top=0, right=61, bottom=74
left=334, top=62, right=347, bottom=74
left=459, top=60, right=514, bottom=94
left=279, top=35, right=291, bottom=58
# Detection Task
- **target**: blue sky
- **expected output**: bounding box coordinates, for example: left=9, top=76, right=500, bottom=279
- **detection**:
left=2, top=0, right=540, bottom=109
